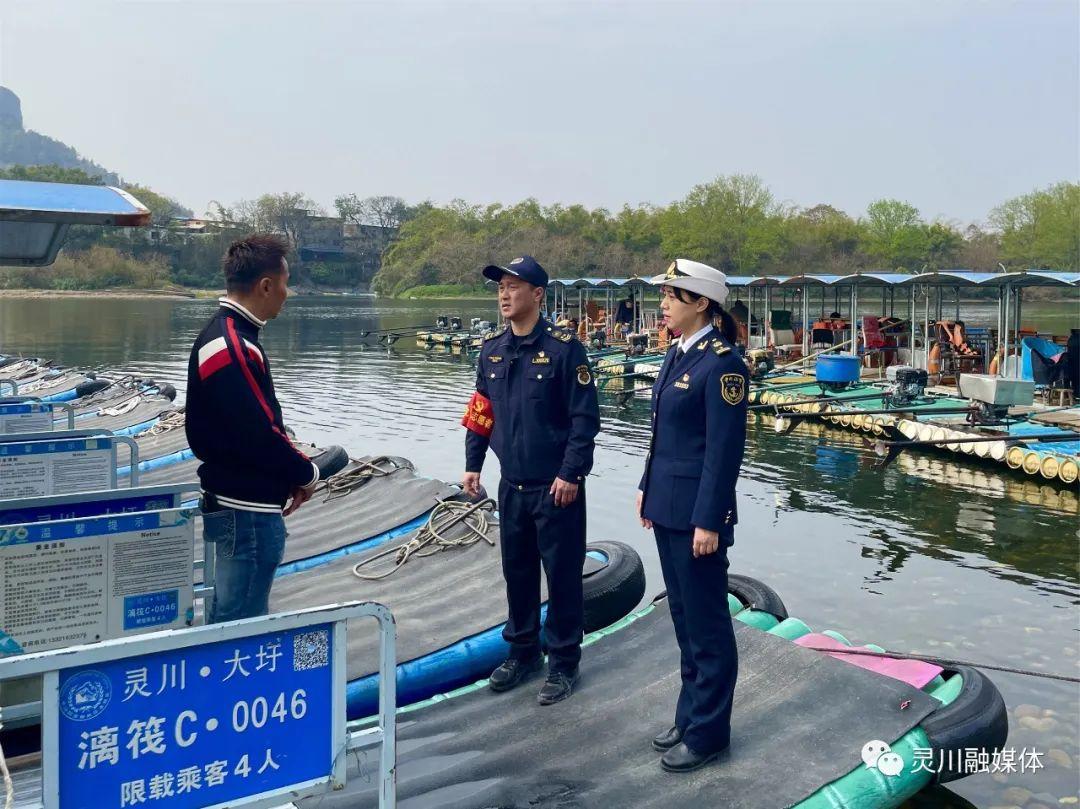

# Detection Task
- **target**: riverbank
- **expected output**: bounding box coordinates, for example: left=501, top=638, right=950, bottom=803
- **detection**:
left=0, top=287, right=200, bottom=300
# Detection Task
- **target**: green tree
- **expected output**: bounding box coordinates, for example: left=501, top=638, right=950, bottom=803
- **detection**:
left=659, top=174, right=786, bottom=274
left=862, top=199, right=928, bottom=270
left=989, top=182, right=1080, bottom=270
left=0, top=165, right=105, bottom=184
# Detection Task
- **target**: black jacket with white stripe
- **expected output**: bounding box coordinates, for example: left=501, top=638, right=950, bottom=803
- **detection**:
left=184, top=300, right=318, bottom=512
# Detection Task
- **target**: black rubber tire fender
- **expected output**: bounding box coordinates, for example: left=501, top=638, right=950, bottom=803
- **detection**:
left=921, top=664, right=1009, bottom=784
left=312, top=445, right=350, bottom=480
left=582, top=540, right=646, bottom=632
left=158, top=384, right=177, bottom=401
left=74, top=379, right=111, bottom=399
left=727, top=574, right=788, bottom=620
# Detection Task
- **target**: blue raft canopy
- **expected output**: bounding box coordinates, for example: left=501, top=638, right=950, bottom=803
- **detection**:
left=0, top=178, right=151, bottom=266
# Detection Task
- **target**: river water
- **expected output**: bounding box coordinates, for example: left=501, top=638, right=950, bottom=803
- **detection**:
left=0, top=295, right=1076, bottom=808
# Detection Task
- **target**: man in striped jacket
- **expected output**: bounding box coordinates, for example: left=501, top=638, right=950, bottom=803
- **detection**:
left=185, top=234, right=319, bottom=623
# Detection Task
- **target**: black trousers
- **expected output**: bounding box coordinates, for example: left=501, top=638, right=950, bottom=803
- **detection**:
left=653, top=523, right=738, bottom=754
left=498, top=478, right=586, bottom=673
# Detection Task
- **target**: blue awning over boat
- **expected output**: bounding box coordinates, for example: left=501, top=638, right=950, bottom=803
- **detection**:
left=544, top=269, right=1078, bottom=291
left=0, top=179, right=151, bottom=266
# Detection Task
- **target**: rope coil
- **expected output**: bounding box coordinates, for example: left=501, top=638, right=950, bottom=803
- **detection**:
left=352, top=497, right=496, bottom=581
left=136, top=409, right=187, bottom=437
left=320, top=456, right=414, bottom=501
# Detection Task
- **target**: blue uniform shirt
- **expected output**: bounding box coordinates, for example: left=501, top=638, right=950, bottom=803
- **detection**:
left=639, top=327, right=749, bottom=533
left=466, top=318, right=600, bottom=485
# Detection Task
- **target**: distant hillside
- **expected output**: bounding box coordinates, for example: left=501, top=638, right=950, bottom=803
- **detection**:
left=0, top=86, right=120, bottom=184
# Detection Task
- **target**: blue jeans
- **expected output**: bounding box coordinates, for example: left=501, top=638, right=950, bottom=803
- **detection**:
left=203, top=506, right=287, bottom=624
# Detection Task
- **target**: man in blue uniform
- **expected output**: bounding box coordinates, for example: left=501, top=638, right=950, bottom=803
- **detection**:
left=462, top=255, right=601, bottom=705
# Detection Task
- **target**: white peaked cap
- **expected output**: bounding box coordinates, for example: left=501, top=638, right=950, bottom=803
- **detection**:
left=647, top=258, right=729, bottom=306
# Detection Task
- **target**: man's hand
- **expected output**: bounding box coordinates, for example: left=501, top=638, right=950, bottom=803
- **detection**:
left=462, top=471, right=481, bottom=499
left=636, top=489, right=652, bottom=529
left=284, top=482, right=316, bottom=517
left=692, top=527, right=720, bottom=558
left=549, top=477, right=579, bottom=507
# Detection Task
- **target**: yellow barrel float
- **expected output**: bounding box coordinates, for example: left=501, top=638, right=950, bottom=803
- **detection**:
left=1021, top=451, right=1041, bottom=475
left=1040, top=455, right=1061, bottom=480
left=1059, top=458, right=1079, bottom=485
left=1006, top=447, right=1025, bottom=469
left=898, top=419, right=919, bottom=441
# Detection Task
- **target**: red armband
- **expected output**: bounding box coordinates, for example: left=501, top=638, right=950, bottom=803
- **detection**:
left=461, top=391, right=494, bottom=438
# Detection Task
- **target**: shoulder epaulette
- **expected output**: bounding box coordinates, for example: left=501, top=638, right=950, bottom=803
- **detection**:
left=712, top=338, right=731, bottom=356
left=484, top=326, right=507, bottom=342
left=546, top=326, right=574, bottom=343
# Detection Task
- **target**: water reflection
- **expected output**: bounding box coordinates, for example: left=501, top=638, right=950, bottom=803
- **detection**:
left=0, top=295, right=1075, bottom=807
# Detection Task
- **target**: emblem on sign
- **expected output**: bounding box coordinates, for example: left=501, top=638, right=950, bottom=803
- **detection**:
left=576, top=364, right=592, bottom=385
left=60, top=670, right=112, bottom=721
left=721, top=373, right=745, bottom=405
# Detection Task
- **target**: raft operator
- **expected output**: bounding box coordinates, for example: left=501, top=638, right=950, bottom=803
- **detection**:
left=186, top=234, right=320, bottom=624
left=461, top=255, right=601, bottom=705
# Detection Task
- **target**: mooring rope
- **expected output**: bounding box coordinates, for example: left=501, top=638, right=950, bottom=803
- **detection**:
left=99, top=396, right=144, bottom=417
left=0, top=714, right=13, bottom=809
left=320, top=456, right=414, bottom=501
left=352, top=498, right=496, bottom=581
left=800, top=644, right=1080, bottom=684
left=136, top=409, right=186, bottom=437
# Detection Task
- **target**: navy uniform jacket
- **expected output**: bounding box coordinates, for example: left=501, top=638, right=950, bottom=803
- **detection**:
left=466, top=319, right=600, bottom=485
left=639, top=328, right=749, bottom=533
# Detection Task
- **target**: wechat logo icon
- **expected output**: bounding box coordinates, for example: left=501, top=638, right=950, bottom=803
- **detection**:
left=861, top=740, right=904, bottom=777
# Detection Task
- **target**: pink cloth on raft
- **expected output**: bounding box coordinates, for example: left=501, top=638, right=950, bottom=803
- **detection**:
left=794, top=633, right=943, bottom=689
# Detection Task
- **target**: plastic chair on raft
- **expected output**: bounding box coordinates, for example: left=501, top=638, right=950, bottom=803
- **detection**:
left=768, top=310, right=803, bottom=359
left=860, top=316, right=898, bottom=368
left=929, top=320, right=982, bottom=380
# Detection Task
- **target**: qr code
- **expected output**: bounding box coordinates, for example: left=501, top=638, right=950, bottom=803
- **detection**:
left=293, top=629, right=329, bottom=671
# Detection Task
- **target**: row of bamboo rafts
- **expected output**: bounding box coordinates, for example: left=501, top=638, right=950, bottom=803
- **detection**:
left=748, top=385, right=1079, bottom=485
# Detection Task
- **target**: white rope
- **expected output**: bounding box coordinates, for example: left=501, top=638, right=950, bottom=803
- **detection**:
left=320, top=456, right=413, bottom=501
left=0, top=712, right=13, bottom=809
left=99, top=396, right=142, bottom=417
left=135, top=409, right=186, bottom=437
left=352, top=498, right=496, bottom=581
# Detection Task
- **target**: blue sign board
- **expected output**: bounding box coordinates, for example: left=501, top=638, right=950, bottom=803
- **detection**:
left=0, top=492, right=179, bottom=526
left=55, top=622, right=335, bottom=808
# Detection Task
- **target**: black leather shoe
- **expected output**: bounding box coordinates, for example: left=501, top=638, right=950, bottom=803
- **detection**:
left=488, top=657, right=543, bottom=692
left=660, top=742, right=722, bottom=773
left=651, top=726, right=684, bottom=752
left=537, top=669, right=579, bottom=705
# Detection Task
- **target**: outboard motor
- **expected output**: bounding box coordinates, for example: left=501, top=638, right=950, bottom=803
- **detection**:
left=450, top=316, right=463, bottom=331
left=884, top=365, right=928, bottom=407
left=627, top=333, right=649, bottom=357
left=436, top=315, right=449, bottom=330
left=747, top=348, right=773, bottom=380
left=957, top=373, right=1035, bottom=425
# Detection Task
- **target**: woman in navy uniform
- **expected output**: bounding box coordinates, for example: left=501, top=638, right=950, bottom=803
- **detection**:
left=636, top=258, right=749, bottom=773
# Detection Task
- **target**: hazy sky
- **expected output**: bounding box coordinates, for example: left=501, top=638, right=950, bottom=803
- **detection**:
left=1, top=0, right=1076, bottom=224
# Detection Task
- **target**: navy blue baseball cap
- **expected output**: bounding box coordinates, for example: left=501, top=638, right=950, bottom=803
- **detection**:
left=482, top=255, right=549, bottom=288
